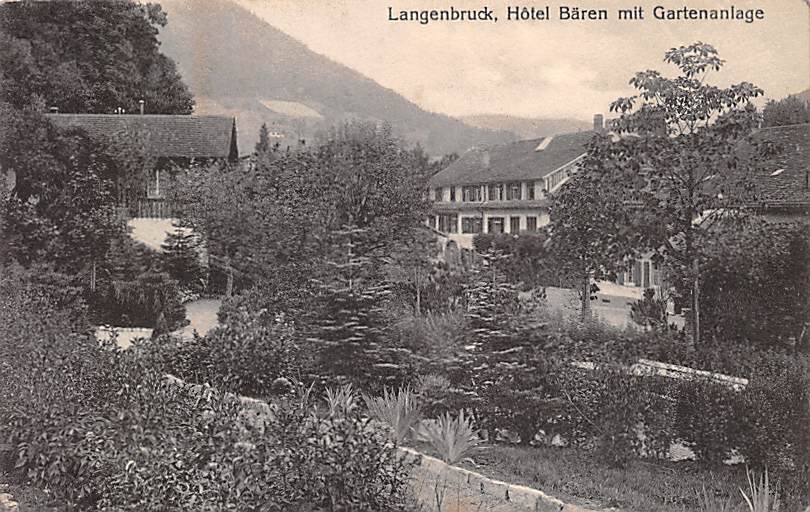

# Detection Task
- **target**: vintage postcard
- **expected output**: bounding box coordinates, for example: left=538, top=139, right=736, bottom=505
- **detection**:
left=1, top=0, right=808, bottom=510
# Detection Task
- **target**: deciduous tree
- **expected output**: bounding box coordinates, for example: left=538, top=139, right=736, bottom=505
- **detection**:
left=0, top=1, right=194, bottom=114
left=762, top=95, right=810, bottom=128
left=0, top=104, right=121, bottom=276
left=583, top=42, right=765, bottom=342
left=548, top=168, right=639, bottom=319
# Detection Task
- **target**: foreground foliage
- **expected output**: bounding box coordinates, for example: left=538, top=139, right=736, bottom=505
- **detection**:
left=0, top=271, right=415, bottom=511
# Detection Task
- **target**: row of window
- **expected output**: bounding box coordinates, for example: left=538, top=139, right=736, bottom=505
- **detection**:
left=616, top=260, right=662, bottom=288
left=436, top=181, right=539, bottom=203
left=434, top=214, right=540, bottom=234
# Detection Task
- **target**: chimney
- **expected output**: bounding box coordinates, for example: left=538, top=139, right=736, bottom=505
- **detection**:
left=593, top=114, right=604, bottom=131
left=49, top=106, right=59, bottom=114
left=139, top=99, right=145, bottom=115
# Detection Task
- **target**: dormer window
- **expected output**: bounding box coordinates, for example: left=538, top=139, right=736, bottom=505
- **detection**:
left=535, top=136, right=554, bottom=152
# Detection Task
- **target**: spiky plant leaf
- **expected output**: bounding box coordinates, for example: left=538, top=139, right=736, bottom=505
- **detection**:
left=417, top=409, right=481, bottom=464
left=363, top=387, right=421, bottom=444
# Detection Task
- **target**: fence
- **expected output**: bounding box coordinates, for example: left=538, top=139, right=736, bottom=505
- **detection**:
left=116, top=198, right=175, bottom=219
left=129, top=198, right=174, bottom=219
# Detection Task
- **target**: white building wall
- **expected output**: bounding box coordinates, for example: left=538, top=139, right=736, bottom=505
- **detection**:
left=443, top=209, right=550, bottom=249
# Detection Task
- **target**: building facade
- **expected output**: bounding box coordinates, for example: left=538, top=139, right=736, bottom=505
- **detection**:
left=429, top=118, right=602, bottom=250
left=45, top=112, right=238, bottom=218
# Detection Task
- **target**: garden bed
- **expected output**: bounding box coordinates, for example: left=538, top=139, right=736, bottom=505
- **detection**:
left=454, top=444, right=748, bottom=512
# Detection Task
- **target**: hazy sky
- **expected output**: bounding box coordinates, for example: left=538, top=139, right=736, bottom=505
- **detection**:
left=234, top=0, right=809, bottom=121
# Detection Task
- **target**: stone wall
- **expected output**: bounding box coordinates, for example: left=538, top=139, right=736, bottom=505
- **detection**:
left=402, top=447, right=611, bottom=512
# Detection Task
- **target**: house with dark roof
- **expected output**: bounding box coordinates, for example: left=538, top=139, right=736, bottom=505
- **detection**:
left=428, top=116, right=601, bottom=249
left=745, top=122, right=810, bottom=221
left=45, top=113, right=238, bottom=218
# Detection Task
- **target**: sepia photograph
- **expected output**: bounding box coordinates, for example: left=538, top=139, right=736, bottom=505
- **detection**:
left=0, top=0, right=808, bottom=510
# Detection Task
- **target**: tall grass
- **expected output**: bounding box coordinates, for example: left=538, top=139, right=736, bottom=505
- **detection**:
left=696, top=484, right=738, bottom=512
left=740, top=468, right=781, bottom=512
left=417, top=409, right=482, bottom=465
left=363, top=387, right=421, bottom=444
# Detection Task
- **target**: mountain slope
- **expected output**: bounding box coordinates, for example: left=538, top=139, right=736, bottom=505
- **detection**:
left=794, top=88, right=810, bottom=104
left=157, top=0, right=514, bottom=155
left=461, top=115, right=592, bottom=139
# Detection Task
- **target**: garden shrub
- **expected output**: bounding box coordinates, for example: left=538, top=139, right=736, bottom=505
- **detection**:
left=673, top=378, right=739, bottom=464
left=700, top=221, right=810, bottom=348
left=163, top=308, right=306, bottom=399
left=2, top=266, right=416, bottom=510
left=670, top=352, right=810, bottom=475
left=415, top=374, right=477, bottom=420
left=734, top=353, right=810, bottom=472
left=550, top=364, right=677, bottom=466
left=475, top=386, right=562, bottom=446
left=91, top=270, right=187, bottom=334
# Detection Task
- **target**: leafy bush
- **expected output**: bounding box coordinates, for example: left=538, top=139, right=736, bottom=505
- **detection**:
left=2, top=266, right=415, bottom=510
left=551, top=364, right=676, bottom=467
left=700, top=221, right=810, bottom=348
left=3, top=346, right=414, bottom=510
left=674, top=378, right=740, bottom=464
left=417, top=410, right=482, bottom=465
left=163, top=308, right=306, bottom=399
left=92, top=269, right=187, bottom=334
left=472, top=232, right=570, bottom=289
left=734, top=354, right=810, bottom=472
left=364, top=387, right=422, bottom=444
left=475, top=386, right=564, bottom=446
left=415, top=374, right=456, bottom=417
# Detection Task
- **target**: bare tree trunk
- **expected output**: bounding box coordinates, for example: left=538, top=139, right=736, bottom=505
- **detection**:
left=692, top=258, right=700, bottom=344
left=225, top=257, right=233, bottom=297
left=90, top=260, right=97, bottom=292
left=581, top=273, right=591, bottom=321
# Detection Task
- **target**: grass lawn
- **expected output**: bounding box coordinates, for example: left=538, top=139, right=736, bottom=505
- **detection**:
left=0, top=473, right=64, bottom=512
left=451, top=444, right=753, bottom=512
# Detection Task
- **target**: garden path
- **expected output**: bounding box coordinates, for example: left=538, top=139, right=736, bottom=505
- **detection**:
left=176, top=299, right=221, bottom=339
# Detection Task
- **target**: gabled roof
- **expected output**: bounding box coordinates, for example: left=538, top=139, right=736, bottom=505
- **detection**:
left=46, top=114, right=238, bottom=160
left=430, top=130, right=594, bottom=187
left=747, top=123, right=810, bottom=208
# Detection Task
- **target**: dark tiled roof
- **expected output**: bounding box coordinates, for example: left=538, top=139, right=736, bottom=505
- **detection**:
left=748, top=123, right=810, bottom=208
left=46, top=114, right=237, bottom=159
left=430, top=131, right=594, bottom=187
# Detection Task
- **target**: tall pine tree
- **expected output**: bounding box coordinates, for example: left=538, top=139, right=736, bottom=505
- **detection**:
left=307, top=224, right=409, bottom=390
left=161, top=224, right=207, bottom=295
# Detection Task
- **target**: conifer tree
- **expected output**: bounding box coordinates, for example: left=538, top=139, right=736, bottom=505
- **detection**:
left=464, top=249, right=520, bottom=353
left=255, top=123, right=271, bottom=154
left=307, top=224, right=399, bottom=389
left=161, top=225, right=206, bottom=294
